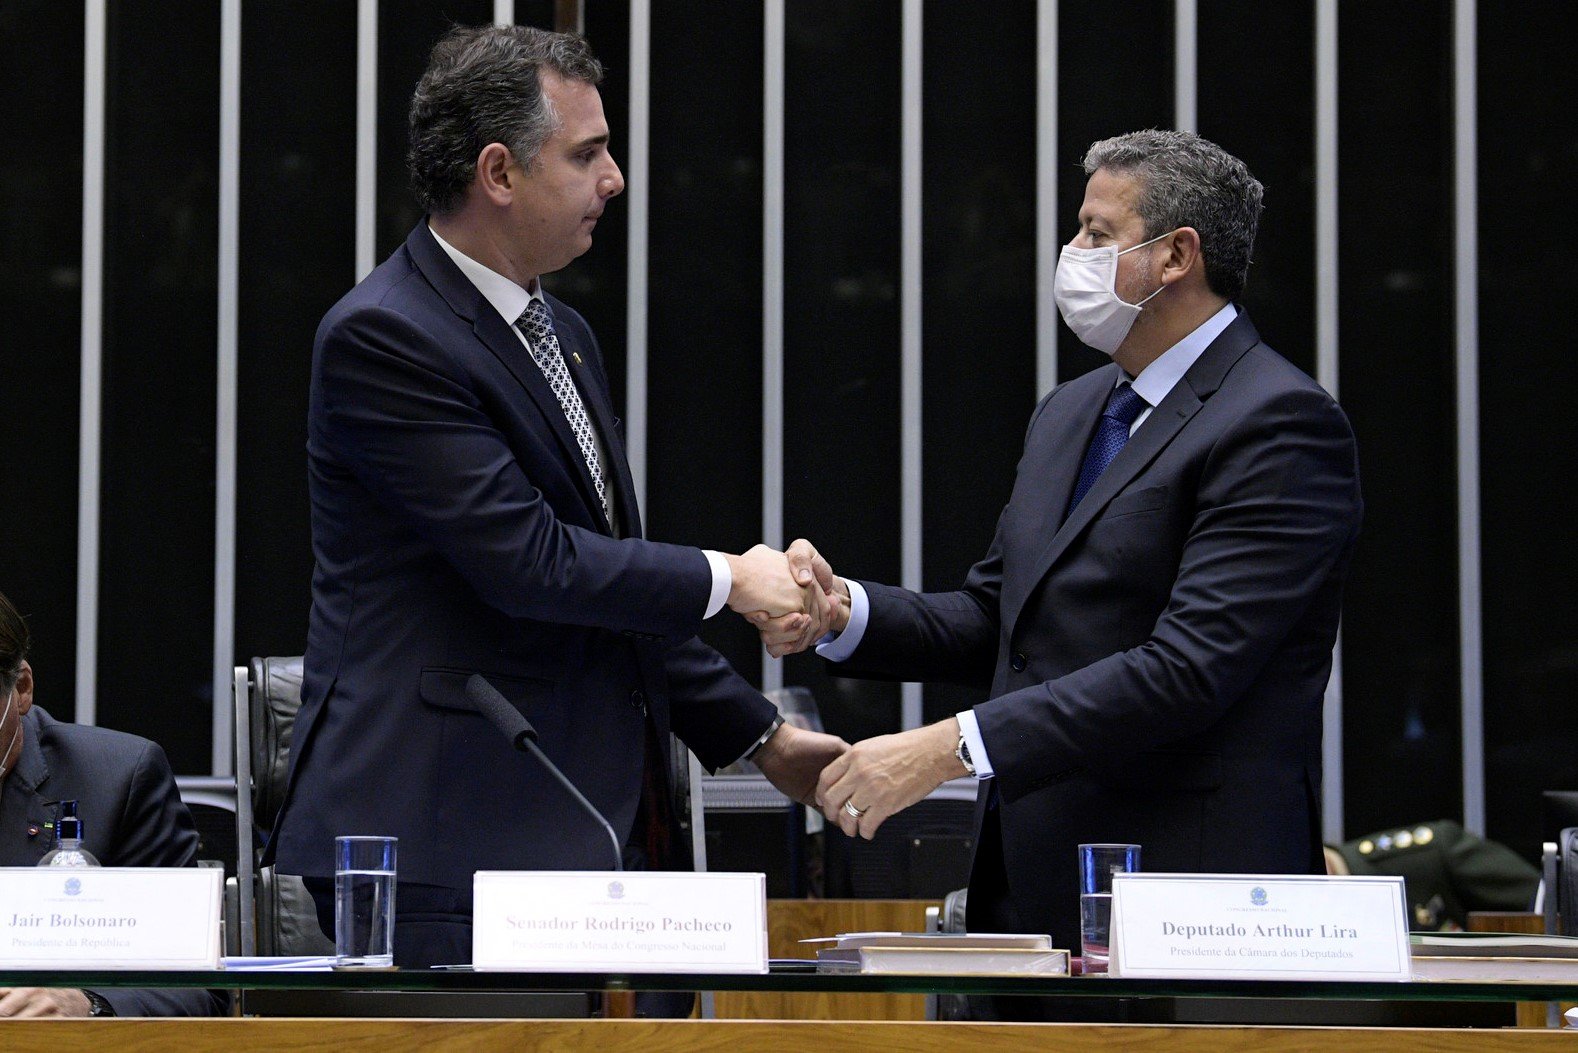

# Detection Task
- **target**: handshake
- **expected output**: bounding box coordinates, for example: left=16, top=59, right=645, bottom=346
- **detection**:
left=718, top=540, right=971, bottom=843
left=722, top=538, right=848, bottom=658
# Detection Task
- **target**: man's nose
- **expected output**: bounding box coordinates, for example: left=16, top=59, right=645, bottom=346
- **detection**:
left=601, top=160, right=625, bottom=198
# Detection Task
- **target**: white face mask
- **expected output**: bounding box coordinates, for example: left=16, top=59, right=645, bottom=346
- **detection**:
left=0, top=687, right=18, bottom=780
left=1053, top=230, right=1173, bottom=355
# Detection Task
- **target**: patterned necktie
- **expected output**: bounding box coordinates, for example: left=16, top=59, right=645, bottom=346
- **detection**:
left=515, top=298, right=610, bottom=526
left=1067, top=382, right=1148, bottom=514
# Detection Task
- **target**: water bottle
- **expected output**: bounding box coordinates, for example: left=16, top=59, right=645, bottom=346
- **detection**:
left=38, top=800, right=101, bottom=867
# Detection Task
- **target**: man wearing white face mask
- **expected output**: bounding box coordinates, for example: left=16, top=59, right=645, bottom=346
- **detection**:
left=0, top=590, right=222, bottom=1018
left=756, top=131, right=1362, bottom=1009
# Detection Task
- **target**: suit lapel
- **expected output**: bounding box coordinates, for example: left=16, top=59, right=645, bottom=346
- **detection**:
left=999, top=373, right=1113, bottom=624
left=1002, top=312, right=1260, bottom=640
left=0, top=714, right=55, bottom=865
left=406, top=224, right=615, bottom=534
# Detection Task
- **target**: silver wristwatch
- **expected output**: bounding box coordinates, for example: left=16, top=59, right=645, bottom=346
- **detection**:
left=955, top=732, right=977, bottom=777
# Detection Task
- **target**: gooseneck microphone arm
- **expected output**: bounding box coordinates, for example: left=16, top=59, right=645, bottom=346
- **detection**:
left=464, top=673, right=623, bottom=871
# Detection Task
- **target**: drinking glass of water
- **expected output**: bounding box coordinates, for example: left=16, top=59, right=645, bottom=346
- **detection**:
left=1078, top=842, right=1140, bottom=974
left=335, top=835, right=397, bottom=968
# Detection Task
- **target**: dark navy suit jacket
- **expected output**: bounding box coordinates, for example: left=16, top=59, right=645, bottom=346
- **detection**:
left=835, top=311, right=1362, bottom=950
left=273, top=224, right=775, bottom=889
left=0, top=706, right=223, bottom=1016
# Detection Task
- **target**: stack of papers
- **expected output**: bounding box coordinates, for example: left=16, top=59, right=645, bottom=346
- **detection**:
left=220, top=955, right=338, bottom=971
left=1410, top=932, right=1578, bottom=982
left=804, top=931, right=1068, bottom=976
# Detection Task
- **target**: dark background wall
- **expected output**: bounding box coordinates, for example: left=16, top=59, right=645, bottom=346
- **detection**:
left=0, top=0, right=1570, bottom=862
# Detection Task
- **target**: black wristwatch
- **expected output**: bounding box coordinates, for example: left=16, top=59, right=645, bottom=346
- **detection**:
left=83, top=989, right=116, bottom=1017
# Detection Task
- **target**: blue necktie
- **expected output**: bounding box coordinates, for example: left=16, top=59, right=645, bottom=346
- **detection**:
left=1067, top=382, right=1147, bottom=514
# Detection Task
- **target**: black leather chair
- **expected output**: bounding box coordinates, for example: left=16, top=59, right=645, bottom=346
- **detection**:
left=231, top=656, right=591, bottom=1016
left=823, top=780, right=977, bottom=899
left=232, top=656, right=332, bottom=957
left=175, top=775, right=240, bottom=879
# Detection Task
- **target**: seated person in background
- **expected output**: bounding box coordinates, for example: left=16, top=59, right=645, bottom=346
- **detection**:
left=0, top=589, right=224, bottom=1018
left=1325, top=820, right=1540, bottom=930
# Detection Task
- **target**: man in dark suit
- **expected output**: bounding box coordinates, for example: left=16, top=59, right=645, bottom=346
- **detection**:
left=761, top=131, right=1362, bottom=966
left=271, top=25, right=843, bottom=969
left=0, top=590, right=222, bottom=1018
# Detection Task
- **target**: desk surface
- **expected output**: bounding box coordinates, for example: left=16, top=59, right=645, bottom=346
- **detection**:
left=2, top=963, right=1577, bottom=1003
left=0, top=1018, right=1574, bottom=1053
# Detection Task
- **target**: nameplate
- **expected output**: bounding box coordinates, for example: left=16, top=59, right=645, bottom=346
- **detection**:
left=472, top=871, right=767, bottom=973
left=1109, top=873, right=1410, bottom=981
left=0, top=867, right=222, bottom=969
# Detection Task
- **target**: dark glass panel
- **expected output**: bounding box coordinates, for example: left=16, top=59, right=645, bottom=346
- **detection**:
left=1337, top=2, right=1459, bottom=837
left=920, top=0, right=1039, bottom=725
left=781, top=0, right=904, bottom=742
left=646, top=0, right=765, bottom=685
left=0, top=2, right=84, bottom=713
left=1056, top=0, right=1175, bottom=384
left=1197, top=0, right=1316, bottom=377
left=1479, top=2, right=1578, bottom=861
left=98, top=2, right=220, bottom=770
left=234, top=3, right=358, bottom=665
left=555, top=0, right=630, bottom=413
left=376, top=0, right=493, bottom=259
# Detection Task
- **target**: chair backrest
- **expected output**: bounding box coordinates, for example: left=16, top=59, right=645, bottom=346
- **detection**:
left=1555, top=827, right=1578, bottom=938
left=824, top=780, right=978, bottom=899
left=233, top=655, right=306, bottom=958
left=249, top=656, right=306, bottom=837
left=175, top=775, right=239, bottom=879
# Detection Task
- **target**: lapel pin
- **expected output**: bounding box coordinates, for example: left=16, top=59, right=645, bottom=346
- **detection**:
left=27, top=823, right=41, bottom=837
left=572, top=351, right=583, bottom=364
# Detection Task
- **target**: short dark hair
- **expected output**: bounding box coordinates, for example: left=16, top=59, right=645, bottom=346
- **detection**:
left=1082, top=130, right=1263, bottom=301
left=0, top=590, right=30, bottom=693
left=407, top=24, right=605, bottom=215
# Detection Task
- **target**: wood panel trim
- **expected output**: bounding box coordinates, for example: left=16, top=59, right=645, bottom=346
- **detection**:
left=0, top=1019, right=1571, bottom=1053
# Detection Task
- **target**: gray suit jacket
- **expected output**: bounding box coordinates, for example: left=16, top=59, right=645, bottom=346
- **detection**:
left=0, top=705, right=223, bottom=1016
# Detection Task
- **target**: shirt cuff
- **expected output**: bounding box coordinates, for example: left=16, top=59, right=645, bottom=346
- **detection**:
left=701, top=550, right=731, bottom=619
left=813, top=579, right=871, bottom=662
left=955, top=709, right=995, bottom=780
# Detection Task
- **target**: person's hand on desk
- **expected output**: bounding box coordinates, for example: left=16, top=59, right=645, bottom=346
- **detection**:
left=0, top=987, right=92, bottom=1018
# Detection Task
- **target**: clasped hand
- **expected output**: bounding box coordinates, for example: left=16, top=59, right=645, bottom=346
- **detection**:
left=726, top=540, right=842, bottom=656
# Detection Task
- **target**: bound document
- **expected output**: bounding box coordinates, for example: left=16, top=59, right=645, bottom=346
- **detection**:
left=806, top=931, right=1067, bottom=975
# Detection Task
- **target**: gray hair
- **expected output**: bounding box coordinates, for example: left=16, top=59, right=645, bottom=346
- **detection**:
left=1081, top=130, right=1263, bottom=301
left=407, top=24, right=604, bottom=215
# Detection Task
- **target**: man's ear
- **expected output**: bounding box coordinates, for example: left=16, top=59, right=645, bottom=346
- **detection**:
left=1159, top=226, right=1203, bottom=286
left=475, top=142, right=520, bottom=207
left=14, top=659, right=33, bottom=714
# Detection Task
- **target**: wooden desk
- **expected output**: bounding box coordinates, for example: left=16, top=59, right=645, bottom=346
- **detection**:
left=1467, top=911, right=1569, bottom=1028
left=2, top=1018, right=1573, bottom=1052
left=713, top=898, right=936, bottom=1020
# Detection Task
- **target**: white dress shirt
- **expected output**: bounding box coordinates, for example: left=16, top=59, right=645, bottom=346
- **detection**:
left=818, top=303, right=1240, bottom=777
left=430, top=226, right=731, bottom=618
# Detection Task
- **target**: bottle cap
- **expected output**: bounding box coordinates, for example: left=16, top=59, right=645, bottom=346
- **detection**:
left=58, top=799, right=83, bottom=840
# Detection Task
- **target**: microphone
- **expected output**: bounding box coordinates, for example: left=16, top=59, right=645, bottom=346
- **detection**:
left=464, top=674, right=623, bottom=871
